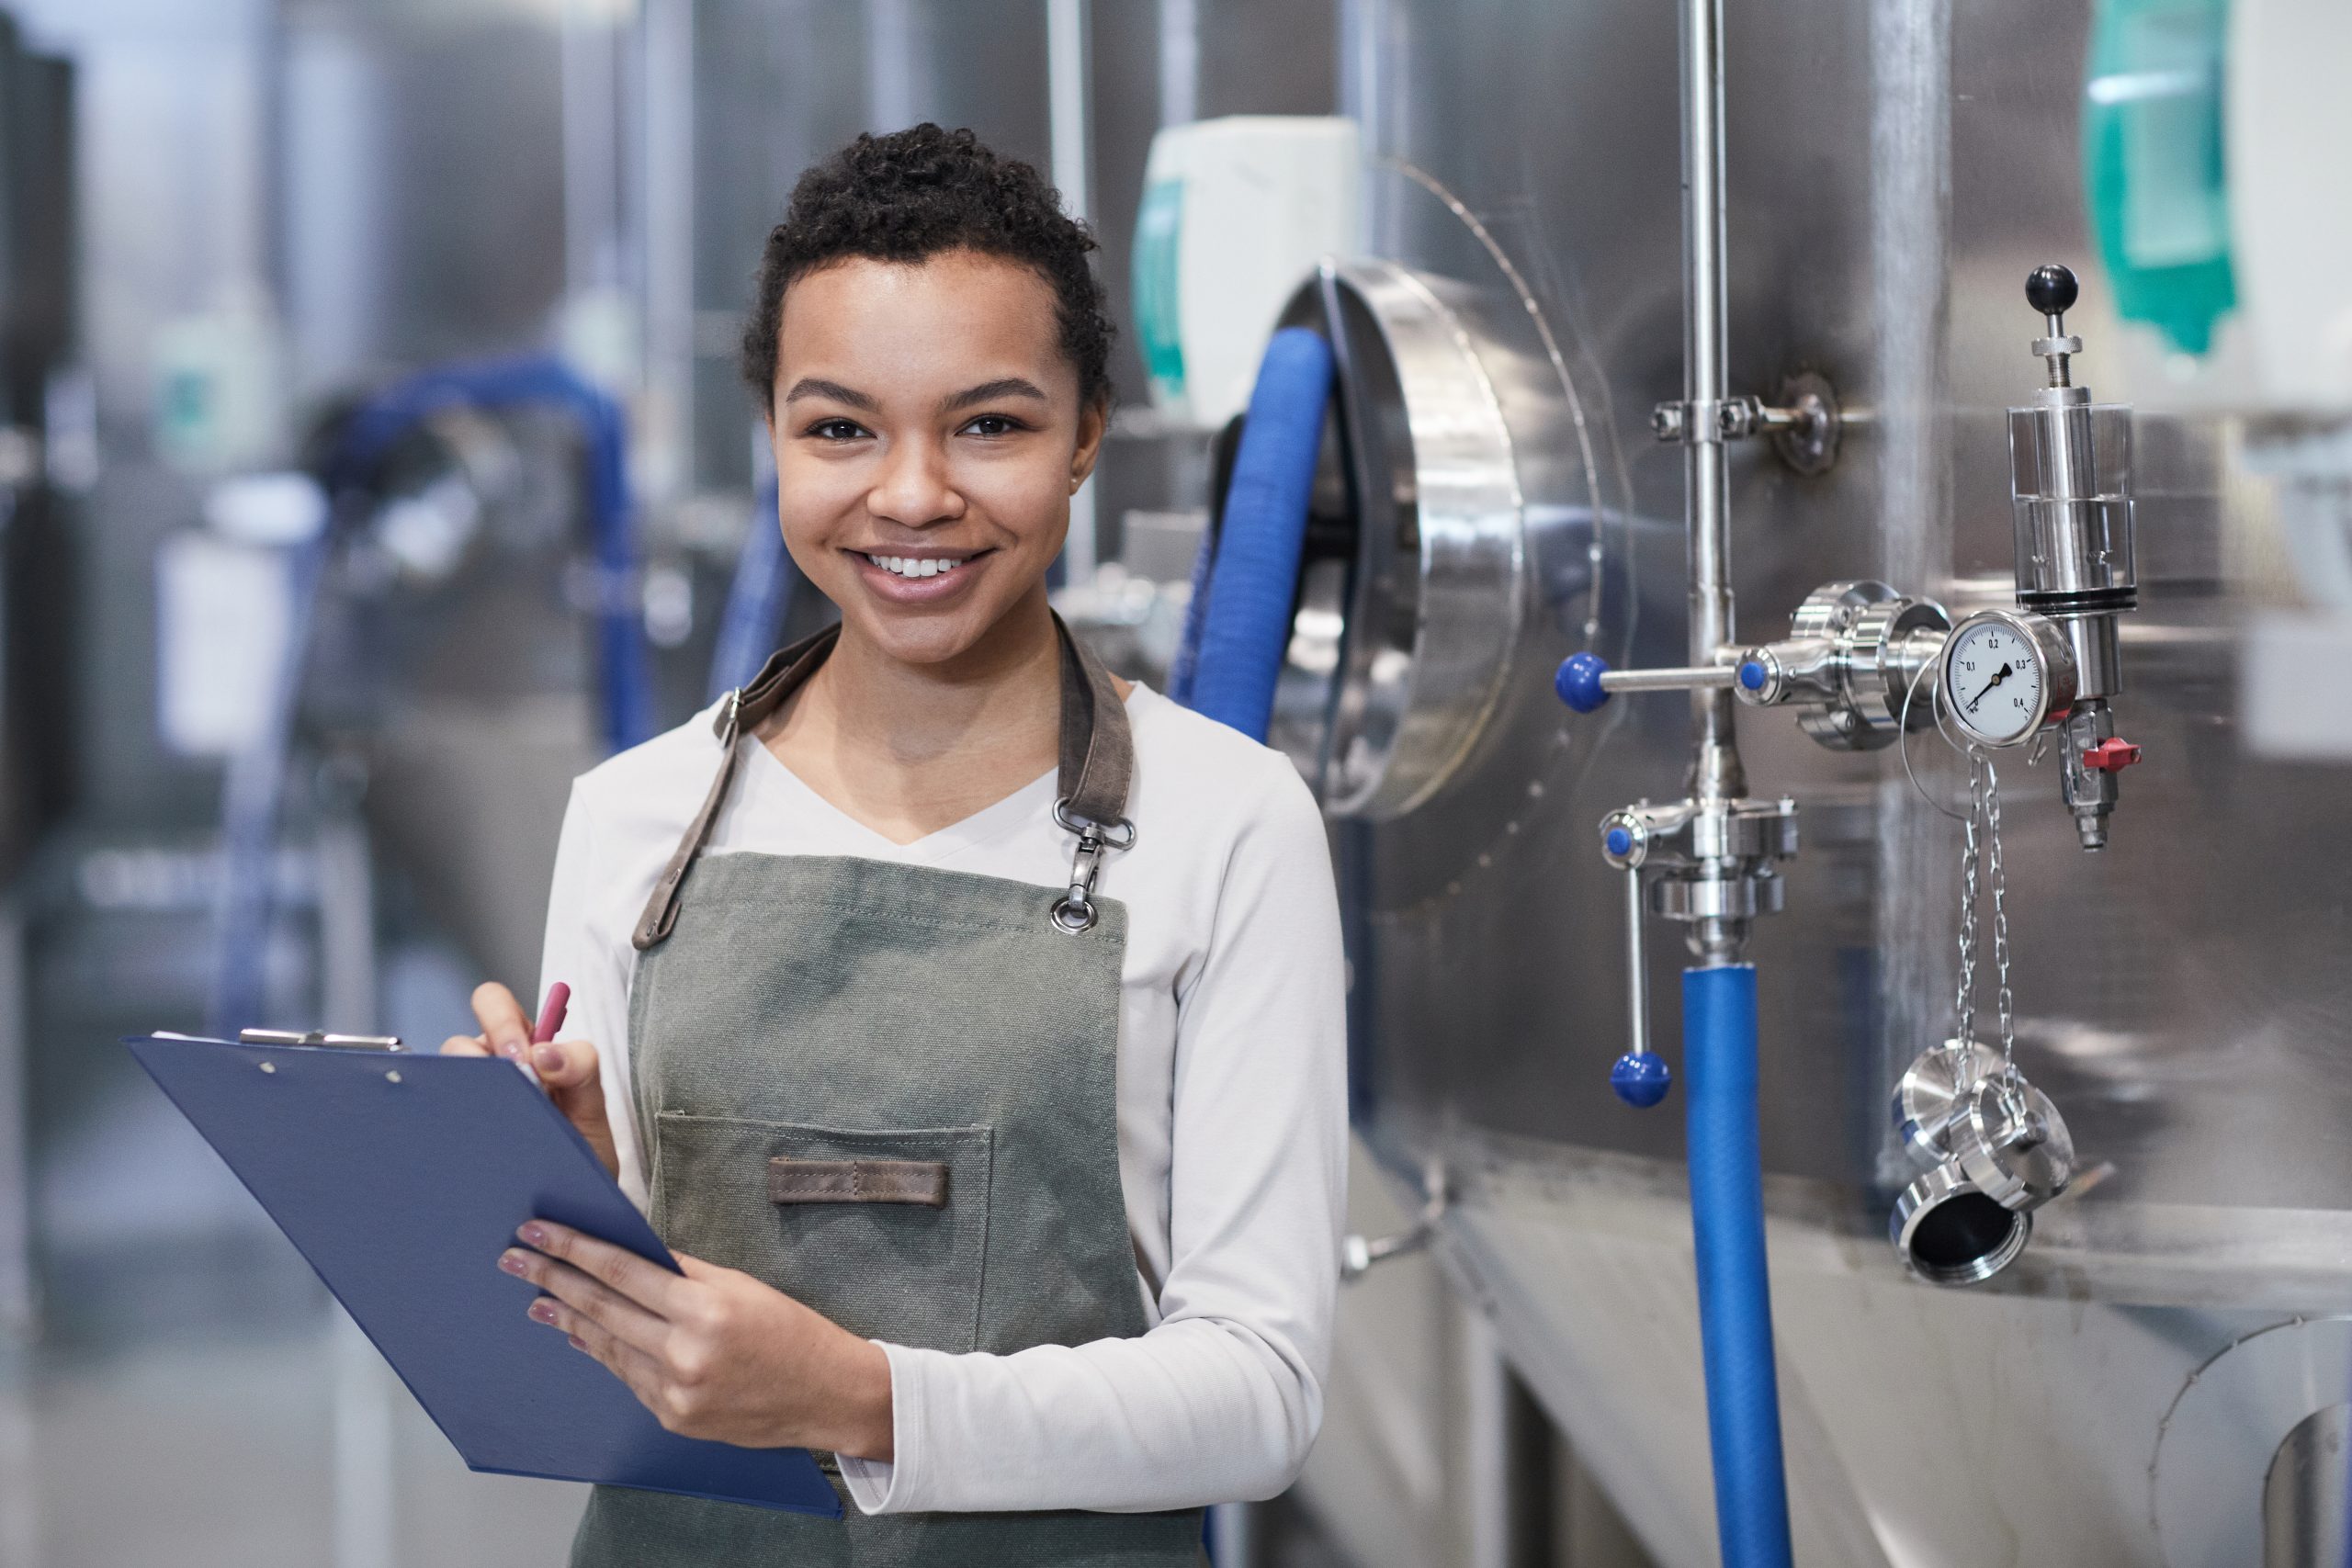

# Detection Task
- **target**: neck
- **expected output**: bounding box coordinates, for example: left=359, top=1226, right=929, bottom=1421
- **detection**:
left=760, top=587, right=1070, bottom=843
left=822, top=588, right=1062, bottom=764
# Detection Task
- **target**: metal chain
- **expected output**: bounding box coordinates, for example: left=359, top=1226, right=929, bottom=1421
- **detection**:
left=1954, top=749, right=1984, bottom=1045
left=1984, top=755, right=2019, bottom=1093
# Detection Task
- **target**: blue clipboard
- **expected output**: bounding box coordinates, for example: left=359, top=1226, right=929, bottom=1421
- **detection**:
left=125, top=1032, right=843, bottom=1517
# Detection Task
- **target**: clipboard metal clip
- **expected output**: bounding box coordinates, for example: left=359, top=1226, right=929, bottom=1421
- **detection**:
left=238, top=1028, right=407, bottom=1053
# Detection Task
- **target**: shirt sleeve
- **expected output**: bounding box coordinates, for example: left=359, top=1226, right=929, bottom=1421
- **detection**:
left=537, top=781, right=650, bottom=1207
left=838, top=762, right=1349, bottom=1514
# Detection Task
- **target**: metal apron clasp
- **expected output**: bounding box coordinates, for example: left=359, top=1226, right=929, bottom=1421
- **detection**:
left=1050, top=797, right=1136, bottom=933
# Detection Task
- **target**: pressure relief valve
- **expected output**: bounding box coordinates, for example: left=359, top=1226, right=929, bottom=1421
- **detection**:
left=2004, top=263, right=2142, bottom=849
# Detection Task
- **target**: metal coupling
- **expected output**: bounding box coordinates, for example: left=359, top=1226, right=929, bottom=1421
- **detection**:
left=1733, top=581, right=1951, bottom=751
left=1887, top=1039, right=2075, bottom=1286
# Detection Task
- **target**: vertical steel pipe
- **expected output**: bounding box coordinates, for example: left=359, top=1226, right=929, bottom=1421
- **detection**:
left=1678, top=0, right=1745, bottom=815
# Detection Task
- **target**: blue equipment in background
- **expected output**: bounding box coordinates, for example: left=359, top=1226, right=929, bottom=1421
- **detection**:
left=209, top=354, right=653, bottom=1035
left=1181, top=327, right=1333, bottom=742
left=707, top=477, right=796, bottom=703
left=323, top=355, right=653, bottom=753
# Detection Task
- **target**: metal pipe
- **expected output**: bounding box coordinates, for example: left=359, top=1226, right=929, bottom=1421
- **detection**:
left=1623, top=867, right=1650, bottom=1064
left=1679, top=0, right=1744, bottom=808
left=1601, top=662, right=1739, bottom=694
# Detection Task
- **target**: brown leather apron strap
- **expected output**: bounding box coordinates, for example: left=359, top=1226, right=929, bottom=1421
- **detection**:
left=630, top=624, right=841, bottom=951
left=1053, top=614, right=1134, bottom=832
left=633, top=613, right=1135, bottom=951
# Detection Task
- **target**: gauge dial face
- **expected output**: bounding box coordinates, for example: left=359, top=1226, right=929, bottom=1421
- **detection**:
left=1944, top=618, right=2046, bottom=745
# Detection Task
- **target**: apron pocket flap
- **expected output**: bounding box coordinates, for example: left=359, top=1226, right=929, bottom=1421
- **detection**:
left=652, top=1113, right=991, bottom=1353
left=768, top=1156, right=950, bottom=1207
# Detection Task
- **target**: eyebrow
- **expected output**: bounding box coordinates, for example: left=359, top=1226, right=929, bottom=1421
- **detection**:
left=941, top=378, right=1049, bottom=414
left=781, top=378, right=880, bottom=412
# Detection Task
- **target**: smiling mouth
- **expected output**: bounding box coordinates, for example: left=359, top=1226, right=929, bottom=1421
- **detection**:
left=855, top=550, right=983, bottom=581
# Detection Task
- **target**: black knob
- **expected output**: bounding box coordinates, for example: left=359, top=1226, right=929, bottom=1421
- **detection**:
left=2026, top=265, right=2078, bottom=318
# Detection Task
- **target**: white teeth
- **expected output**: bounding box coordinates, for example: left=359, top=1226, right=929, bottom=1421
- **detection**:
left=865, top=552, right=963, bottom=579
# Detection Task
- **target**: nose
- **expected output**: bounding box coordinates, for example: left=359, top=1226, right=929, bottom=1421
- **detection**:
left=866, top=432, right=964, bottom=531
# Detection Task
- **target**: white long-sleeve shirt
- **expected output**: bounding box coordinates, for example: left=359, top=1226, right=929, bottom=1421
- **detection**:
left=537, top=680, right=1348, bottom=1515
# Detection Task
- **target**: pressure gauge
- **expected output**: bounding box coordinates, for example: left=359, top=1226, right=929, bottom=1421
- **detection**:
left=1939, top=609, right=2076, bottom=748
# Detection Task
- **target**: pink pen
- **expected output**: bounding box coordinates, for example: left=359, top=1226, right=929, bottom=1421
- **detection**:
left=532, top=982, right=571, bottom=1045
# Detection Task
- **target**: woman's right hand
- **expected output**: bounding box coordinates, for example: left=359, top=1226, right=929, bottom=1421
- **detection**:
left=441, top=982, right=619, bottom=1178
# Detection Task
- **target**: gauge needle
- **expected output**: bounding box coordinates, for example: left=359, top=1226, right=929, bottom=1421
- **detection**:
left=1965, top=663, right=2013, bottom=714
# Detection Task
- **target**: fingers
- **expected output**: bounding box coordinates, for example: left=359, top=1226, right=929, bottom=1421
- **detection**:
left=514, top=1221, right=684, bottom=1318
left=470, top=982, right=532, bottom=1062
left=501, top=1246, right=670, bottom=1359
left=527, top=1292, right=667, bottom=1397
left=439, top=1034, right=492, bottom=1057
left=527, top=1036, right=599, bottom=1089
left=525, top=1041, right=617, bottom=1176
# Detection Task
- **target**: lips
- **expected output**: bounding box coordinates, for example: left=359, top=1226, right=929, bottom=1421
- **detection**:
left=846, top=547, right=990, bottom=603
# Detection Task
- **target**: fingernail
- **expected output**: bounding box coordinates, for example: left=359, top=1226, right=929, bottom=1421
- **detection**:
left=497, top=1250, right=529, bottom=1276
left=518, top=1223, right=548, bottom=1247
left=568, top=1335, right=588, bottom=1350
left=532, top=1044, right=563, bottom=1072
left=497, top=1038, right=526, bottom=1059
left=527, top=1299, right=558, bottom=1325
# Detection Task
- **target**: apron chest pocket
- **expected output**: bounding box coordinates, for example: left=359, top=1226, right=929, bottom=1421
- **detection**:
left=651, top=1112, right=993, bottom=1354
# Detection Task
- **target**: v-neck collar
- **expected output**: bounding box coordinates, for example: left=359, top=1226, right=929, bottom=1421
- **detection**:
left=733, top=743, right=1046, bottom=866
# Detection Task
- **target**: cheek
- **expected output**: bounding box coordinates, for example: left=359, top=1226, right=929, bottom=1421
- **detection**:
left=955, top=453, right=1073, bottom=546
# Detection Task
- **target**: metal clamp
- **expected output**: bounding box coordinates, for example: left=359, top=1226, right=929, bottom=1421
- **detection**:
left=1650, top=373, right=1841, bottom=474
left=1049, top=798, right=1136, bottom=934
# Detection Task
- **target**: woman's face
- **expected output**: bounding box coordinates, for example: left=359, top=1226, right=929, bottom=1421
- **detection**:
left=767, top=250, right=1104, bottom=670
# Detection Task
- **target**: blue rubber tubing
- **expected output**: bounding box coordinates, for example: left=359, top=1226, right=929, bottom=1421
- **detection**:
left=1185, top=327, right=1333, bottom=742
left=1683, top=964, right=1795, bottom=1568
left=707, top=478, right=794, bottom=703
left=325, top=354, right=655, bottom=753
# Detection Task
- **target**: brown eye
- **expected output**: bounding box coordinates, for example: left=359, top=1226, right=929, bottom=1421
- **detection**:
left=808, top=419, right=868, bottom=441
left=961, top=414, right=1025, bottom=438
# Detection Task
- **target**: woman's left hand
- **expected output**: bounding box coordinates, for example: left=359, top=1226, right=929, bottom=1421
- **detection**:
left=500, top=1220, right=895, bottom=1461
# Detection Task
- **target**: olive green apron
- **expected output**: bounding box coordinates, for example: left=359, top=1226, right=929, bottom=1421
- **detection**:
left=571, top=616, right=1206, bottom=1567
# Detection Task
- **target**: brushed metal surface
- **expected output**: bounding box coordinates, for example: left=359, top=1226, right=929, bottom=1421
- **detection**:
left=1331, top=0, right=2352, bottom=1560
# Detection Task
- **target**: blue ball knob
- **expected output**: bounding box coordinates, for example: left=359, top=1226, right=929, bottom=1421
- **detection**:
left=1555, top=651, right=1611, bottom=713
left=1611, top=1051, right=1672, bottom=1108
left=1604, top=826, right=1634, bottom=858
left=1738, top=660, right=1768, bottom=692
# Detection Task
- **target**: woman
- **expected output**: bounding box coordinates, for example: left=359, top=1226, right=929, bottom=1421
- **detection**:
left=446, top=124, right=1347, bottom=1564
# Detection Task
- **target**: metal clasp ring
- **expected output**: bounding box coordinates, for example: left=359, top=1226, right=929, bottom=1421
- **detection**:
left=1049, top=796, right=1136, bottom=934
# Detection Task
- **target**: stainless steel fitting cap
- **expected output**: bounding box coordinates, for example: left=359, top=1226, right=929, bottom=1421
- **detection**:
left=1950, top=1076, right=2075, bottom=1213
left=1893, top=1038, right=2005, bottom=1166
left=1891, top=1160, right=2033, bottom=1287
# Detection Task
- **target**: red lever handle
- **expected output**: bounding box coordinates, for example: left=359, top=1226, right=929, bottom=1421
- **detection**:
left=2083, top=738, right=2143, bottom=773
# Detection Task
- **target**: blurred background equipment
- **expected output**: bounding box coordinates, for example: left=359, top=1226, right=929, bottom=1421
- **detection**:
left=4, top=0, right=2352, bottom=1565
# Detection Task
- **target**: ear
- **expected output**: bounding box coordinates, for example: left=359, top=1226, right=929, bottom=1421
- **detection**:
left=1069, top=396, right=1109, bottom=492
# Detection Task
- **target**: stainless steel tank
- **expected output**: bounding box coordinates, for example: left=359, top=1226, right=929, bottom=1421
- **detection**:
left=1302, top=2, right=2352, bottom=1562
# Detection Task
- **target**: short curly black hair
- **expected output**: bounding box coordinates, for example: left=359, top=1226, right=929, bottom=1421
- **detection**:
left=741, top=124, right=1114, bottom=412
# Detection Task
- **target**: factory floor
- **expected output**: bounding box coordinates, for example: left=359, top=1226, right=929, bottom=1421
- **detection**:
left=1, top=1236, right=586, bottom=1568
left=0, top=1238, right=1356, bottom=1568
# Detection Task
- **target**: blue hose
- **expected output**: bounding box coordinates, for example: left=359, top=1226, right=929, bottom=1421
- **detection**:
left=211, top=355, right=651, bottom=1032
left=707, top=477, right=795, bottom=702
left=1683, top=964, right=1795, bottom=1568
left=1183, top=327, right=1332, bottom=742
left=324, top=354, right=653, bottom=753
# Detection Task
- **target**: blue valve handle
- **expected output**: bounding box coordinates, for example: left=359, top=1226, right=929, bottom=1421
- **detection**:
left=1555, top=651, right=1611, bottom=713
left=1738, top=659, right=1769, bottom=692
left=1611, top=1050, right=1673, bottom=1108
